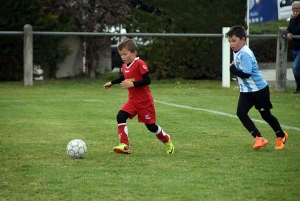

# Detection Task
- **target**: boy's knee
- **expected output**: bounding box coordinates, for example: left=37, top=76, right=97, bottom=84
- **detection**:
left=236, top=110, right=245, bottom=118
left=145, top=123, right=158, bottom=133
left=116, top=110, right=129, bottom=124
left=260, top=110, right=274, bottom=122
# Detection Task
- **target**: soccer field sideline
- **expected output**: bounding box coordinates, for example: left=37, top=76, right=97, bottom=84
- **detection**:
left=154, top=100, right=300, bottom=132
left=1, top=98, right=299, bottom=132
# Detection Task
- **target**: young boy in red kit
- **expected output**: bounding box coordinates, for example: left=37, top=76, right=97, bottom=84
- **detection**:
left=103, top=38, right=174, bottom=154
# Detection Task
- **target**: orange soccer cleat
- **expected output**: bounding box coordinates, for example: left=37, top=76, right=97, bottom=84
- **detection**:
left=275, top=131, right=288, bottom=150
left=113, top=143, right=131, bottom=154
left=253, top=137, right=268, bottom=151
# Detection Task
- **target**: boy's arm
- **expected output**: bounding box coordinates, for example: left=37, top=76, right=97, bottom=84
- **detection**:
left=103, top=75, right=124, bottom=89
left=111, top=75, right=125, bottom=84
left=230, top=64, right=251, bottom=78
left=133, top=72, right=151, bottom=87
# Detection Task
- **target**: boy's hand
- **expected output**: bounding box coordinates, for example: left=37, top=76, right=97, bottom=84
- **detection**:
left=103, top=82, right=112, bottom=89
left=121, top=80, right=134, bottom=88
left=230, top=61, right=236, bottom=69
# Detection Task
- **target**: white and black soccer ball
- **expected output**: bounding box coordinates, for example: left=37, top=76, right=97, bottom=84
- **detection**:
left=66, top=139, right=87, bottom=159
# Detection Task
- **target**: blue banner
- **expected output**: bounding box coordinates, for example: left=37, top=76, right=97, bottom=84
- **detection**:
left=249, top=0, right=278, bottom=23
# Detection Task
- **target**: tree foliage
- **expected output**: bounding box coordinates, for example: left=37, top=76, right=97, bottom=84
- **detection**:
left=126, top=0, right=247, bottom=79
left=55, top=0, right=133, bottom=77
left=0, top=0, right=133, bottom=80
left=0, top=0, right=72, bottom=80
left=1, top=0, right=247, bottom=80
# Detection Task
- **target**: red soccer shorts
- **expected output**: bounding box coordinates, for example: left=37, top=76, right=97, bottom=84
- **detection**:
left=121, top=100, right=156, bottom=124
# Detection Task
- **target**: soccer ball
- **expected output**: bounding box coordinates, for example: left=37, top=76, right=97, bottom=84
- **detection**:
left=66, top=139, right=87, bottom=159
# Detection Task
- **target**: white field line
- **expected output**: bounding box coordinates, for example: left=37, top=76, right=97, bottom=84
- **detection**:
left=1, top=99, right=299, bottom=132
left=155, top=100, right=300, bottom=132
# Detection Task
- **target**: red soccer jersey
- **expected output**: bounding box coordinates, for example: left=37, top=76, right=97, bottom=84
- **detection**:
left=122, top=57, right=154, bottom=108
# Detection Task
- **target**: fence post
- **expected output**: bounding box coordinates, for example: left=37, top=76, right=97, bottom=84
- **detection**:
left=24, top=24, right=33, bottom=86
left=222, top=27, right=230, bottom=88
left=275, top=27, right=288, bottom=92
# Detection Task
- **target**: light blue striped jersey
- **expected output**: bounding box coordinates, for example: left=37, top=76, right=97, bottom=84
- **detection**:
left=233, top=45, right=267, bottom=92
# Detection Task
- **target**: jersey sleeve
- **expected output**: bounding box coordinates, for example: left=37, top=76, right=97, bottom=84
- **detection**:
left=240, top=52, right=253, bottom=74
left=138, top=60, right=149, bottom=75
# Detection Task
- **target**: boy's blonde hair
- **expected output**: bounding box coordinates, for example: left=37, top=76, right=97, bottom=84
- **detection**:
left=118, top=38, right=138, bottom=52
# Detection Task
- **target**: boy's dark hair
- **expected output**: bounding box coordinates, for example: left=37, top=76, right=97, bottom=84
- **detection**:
left=226, top=25, right=246, bottom=40
left=118, top=38, right=138, bottom=52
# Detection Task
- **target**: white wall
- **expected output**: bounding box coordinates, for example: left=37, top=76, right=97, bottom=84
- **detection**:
left=56, top=36, right=83, bottom=78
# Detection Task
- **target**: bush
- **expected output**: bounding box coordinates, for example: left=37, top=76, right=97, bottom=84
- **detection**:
left=250, top=20, right=293, bottom=62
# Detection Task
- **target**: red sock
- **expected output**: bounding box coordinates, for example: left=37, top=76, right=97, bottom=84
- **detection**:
left=118, top=123, right=129, bottom=146
left=155, top=126, right=169, bottom=143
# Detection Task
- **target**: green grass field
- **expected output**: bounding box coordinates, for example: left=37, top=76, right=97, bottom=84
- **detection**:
left=0, top=79, right=299, bottom=201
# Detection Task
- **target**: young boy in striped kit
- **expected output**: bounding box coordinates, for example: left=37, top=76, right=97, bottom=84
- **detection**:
left=226, top=25, right=288, bottom=150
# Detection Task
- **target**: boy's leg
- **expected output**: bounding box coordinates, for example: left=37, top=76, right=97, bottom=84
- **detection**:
left=113, top=110, right=132, bottom=154
left=259, top=110, right=284, bottom=137
left=259, top=110, right=288, bottom=150
left=145, top=123, right=174, bottom=154
left=237, top=93, right=268, bottom=150
left=139, top=105, right=174, bottom=154
left=145, top=124, right=169, bottom=143
left=255, top=86, right=288, bottom=150
left=237, top=93, right=262, bottom=137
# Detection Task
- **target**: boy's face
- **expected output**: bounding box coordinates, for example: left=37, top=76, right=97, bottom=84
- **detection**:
left=118, top=48, right=137, bottom=64
left=227, top=35, right=246, bottom=51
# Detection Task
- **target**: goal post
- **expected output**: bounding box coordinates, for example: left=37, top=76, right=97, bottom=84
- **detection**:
left=24, top=24, right=33, bottom=86
left=222, top=27, right=231, bottom=88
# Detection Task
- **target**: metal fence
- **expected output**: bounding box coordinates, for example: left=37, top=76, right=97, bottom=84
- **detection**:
left=0, top=25, right=289, bottom=92
left=0, top=31, right=278, bottom=38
